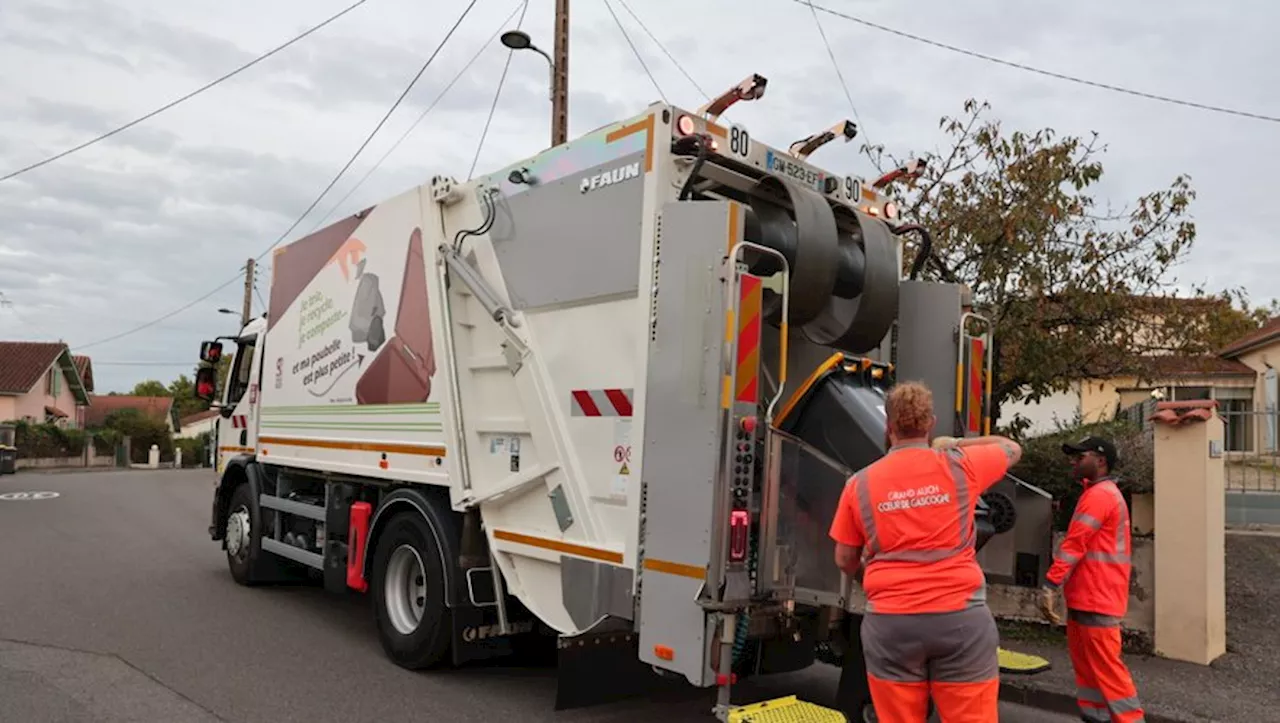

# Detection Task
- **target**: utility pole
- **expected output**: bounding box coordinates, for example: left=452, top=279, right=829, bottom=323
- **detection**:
left=552, top=0, right=569, bottom=146
left=241, top=257, right=255, bottom=327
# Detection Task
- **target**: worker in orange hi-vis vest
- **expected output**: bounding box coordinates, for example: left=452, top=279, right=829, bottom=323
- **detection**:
left=1039, top=436, right=1146, bottom=723
left=829, top=381, right=1023, bottom=723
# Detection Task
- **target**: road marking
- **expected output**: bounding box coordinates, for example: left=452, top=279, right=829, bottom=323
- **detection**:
left=0, top=491, right=60, bottom=501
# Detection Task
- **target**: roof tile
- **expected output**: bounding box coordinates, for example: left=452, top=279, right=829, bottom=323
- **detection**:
left=1221, top=316, right=1280, bottom=357
left=72, top=355, right=94, bottom=393
left=83, top=395, right=175, bottom=428
left=1148, top=400, right=1218, bottom=427
left=0, top=342, right=66, bottom=394
left=1139, top=354, right=1256, bottom=377
left=179, top=409, right=220, bottom=427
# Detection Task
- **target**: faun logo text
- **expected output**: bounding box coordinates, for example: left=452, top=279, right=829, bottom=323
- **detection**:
left=579, top=161, right=642, bottom=193
left=462, top=619, right=535, bottom=642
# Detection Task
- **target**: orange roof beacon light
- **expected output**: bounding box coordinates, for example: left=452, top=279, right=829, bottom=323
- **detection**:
left=676, top=113, right=697, bottom=137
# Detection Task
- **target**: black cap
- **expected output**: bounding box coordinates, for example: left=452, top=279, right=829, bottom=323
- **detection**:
left=1062, top=435, right=1118, bottom=470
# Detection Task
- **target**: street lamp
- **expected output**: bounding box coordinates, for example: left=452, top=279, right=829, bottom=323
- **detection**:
left=502, top=30, right=554, bottom=102
left=501, top=29, right=564, bottom=146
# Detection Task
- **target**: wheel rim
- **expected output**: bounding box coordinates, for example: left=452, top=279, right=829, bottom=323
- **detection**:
left=227, top=505, right=251, bottom=562
left=385, top=544, right=428, bottom=635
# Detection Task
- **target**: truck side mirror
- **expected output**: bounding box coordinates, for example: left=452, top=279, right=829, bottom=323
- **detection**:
left=200, top=341, right=223, bottom=364
left=195, top=365, right=218, bottom=402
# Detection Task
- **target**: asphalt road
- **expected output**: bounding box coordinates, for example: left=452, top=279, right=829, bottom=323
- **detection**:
left=0, top=469, right=1073, bottom=722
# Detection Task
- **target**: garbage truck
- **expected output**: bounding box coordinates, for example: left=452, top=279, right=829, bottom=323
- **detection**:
left=194, top=76, right=1044, bottom=721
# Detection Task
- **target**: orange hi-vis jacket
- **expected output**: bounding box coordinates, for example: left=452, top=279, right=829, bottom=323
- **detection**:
left=1045, top=476, right=1132, bottom=619
left=829, top=442, right=1012, bottom=615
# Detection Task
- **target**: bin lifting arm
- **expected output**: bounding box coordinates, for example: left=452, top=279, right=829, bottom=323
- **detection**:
left=698, top=74, right=768, bottom=124
left=788, top=120, right=857, bottom=161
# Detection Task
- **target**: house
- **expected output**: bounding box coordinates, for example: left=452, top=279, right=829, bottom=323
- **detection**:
left=73, top=355, right=95, bottom=395
left=1005, top=311, right=1280, bottom=454
left=178, top=409, right=220, bottom=439
left=0, top=341, right=92, bottom=427
left=83, top=395, right=181, bottom=434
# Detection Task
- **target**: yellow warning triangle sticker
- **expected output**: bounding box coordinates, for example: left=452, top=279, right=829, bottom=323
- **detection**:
left=619, top=462, right=630, bottom=475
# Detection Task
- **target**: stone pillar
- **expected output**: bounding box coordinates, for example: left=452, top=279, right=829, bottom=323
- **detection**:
left=175, top=448, right=183, bottom=469
left=1149, top=400, right=1227, bottom=665
left=148, top=444, right=160, bottom=469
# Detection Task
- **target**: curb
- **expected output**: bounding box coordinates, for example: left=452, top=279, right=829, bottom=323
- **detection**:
left=1000, top=682, right=1195, bottom=723
left=11, top=466, right=203, bottom=476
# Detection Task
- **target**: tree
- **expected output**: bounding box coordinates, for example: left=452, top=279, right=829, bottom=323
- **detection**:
left=114, top=355, right=232, bottom=421
left=102, top=408, right=174, bottom=464
left=168, top=375, right=207, bottom=420
left=130, top=380, right=170, bottom=397
left=865, top=99, right=1267, bottom=426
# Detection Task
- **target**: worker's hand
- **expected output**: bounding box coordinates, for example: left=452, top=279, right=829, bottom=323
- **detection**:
left=1038, top=585, right=1063, bottom=625
left=931, top=436, right=960, bottom=450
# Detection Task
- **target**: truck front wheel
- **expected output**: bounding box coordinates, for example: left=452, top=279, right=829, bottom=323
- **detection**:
left=226, top=482, right=265, bottom=586
left=371, top=512, right=451, bottom=669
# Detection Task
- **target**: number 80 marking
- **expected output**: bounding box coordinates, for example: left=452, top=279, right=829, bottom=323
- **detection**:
left=729, top=125, right=751, bottom=158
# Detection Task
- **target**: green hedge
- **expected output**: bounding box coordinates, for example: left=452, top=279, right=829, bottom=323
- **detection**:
left=174, top=433, right=212, bottom=468
left=91, top=409, right=174, bottom=464
left=1009, top=417, right=1153, bottom=531
left=10, top=420, right=86, bottom=459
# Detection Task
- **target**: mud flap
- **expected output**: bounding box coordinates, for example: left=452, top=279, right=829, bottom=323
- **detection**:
left=450, top=601, right=540, bottom=666
left=554, top=628, right=676, bottom=711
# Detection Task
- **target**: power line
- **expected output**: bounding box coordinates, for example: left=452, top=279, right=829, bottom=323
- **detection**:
left=469, top=0, right=531, bottom=181
left=312, top=0, right=527, bottom=230
left=1, top=0, right=373, bottom=183
left=92, top=361, right=201, bottom=367
left=804, top=0, right=870, bottom=148
left=72, top=0, right=484, bottom=354
left=602, top=0, right=666, bottom=103
left=251, top=0, right=483, bottom=265
left=796, top=0, right=1280, bottom=125
left=71, top=271, right=244, bottom=352
left=613, top=0, right=708, bottom=102
left=253, top=283, right=267, bottom=312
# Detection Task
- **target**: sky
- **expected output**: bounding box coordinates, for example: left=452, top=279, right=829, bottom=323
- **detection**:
left=1, top=0, right=1278, bottom=394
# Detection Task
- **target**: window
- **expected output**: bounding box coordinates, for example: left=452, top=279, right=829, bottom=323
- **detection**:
left=224, top=337, right=258, bottom=407
left=1215, top=387, right=1255, bottom=453
left=1172, top=386, right=1212, bottom=401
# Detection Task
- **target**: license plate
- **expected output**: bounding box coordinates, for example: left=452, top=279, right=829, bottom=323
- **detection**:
left=765, top=150, right=827, bottom=193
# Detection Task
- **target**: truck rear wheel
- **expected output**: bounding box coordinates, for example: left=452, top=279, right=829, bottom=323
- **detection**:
left=371, top=512, right=451, bottom=669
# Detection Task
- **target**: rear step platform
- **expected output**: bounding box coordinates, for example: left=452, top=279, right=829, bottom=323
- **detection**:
left=998, top=646, right=1051, bottom=675
left=725, top=696, right=847, bottom=722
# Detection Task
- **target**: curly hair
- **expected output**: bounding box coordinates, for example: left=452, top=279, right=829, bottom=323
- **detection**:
left=886, top=381, right=934, bottom=439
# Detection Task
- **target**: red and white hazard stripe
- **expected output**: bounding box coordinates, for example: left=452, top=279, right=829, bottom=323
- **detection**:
left=571, top=388, right=633, bottom=417
left=229, top=414, right=249, bottom=428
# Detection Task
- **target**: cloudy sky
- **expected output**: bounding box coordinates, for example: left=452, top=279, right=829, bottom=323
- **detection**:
left=2, top=0, right=1277, bottom=394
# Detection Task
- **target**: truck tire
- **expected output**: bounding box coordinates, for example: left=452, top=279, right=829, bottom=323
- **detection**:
left=371, top=511, right=451, bottom=669
left=225, top=482, right=268, bottom=586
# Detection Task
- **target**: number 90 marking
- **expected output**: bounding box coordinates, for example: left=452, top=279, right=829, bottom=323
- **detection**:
left=844, top=176, right=861, bottom=202
left=729, top=125, right=751, bottom=158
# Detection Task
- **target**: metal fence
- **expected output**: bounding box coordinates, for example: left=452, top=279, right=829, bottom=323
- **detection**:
left=1115, top=403, right=1280, bottom=493
left=1219, top=409, right=1280, bottom=493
